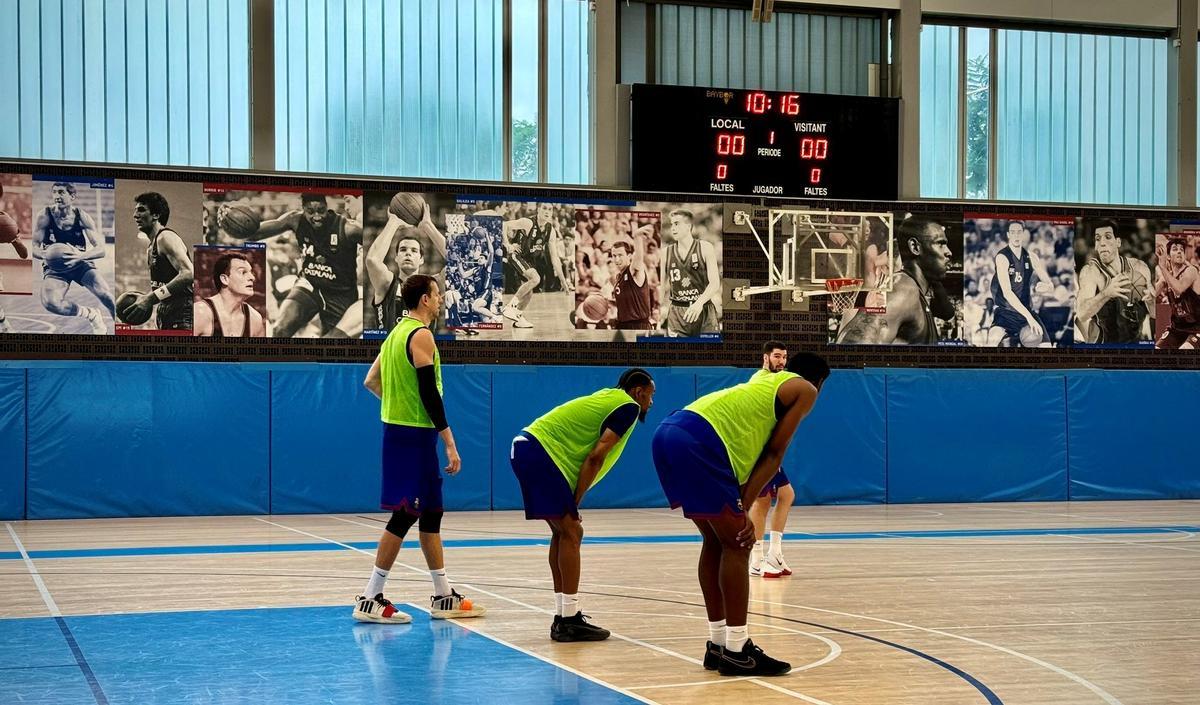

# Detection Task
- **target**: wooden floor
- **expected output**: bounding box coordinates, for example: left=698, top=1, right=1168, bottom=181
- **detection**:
left=3, top=501, right=1198, bottom=704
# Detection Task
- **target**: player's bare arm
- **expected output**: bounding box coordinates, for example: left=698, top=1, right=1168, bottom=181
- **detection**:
left=574, top=427, right=624, bottom=506
left=363, top=354, right=383, bottom=399
left=1075, top=264, right=1128, bottom=327
left=836, top=278, right=919, bottom=344
left=365, top=215, right=403, bottom=304
left=31, top=211, right=50, bottom=258
left=416, top=201, right=446, bottom=260
left=73, top=210, right=105, bottom=262
left=631, top=224, right=651, bottom=285
left=249, top=307, right=267, bottom=337
left=251, top=210, right=302, bottom=239
left=684, top=240, right=722, bottom=323
left=192, top=300, right=214, bottom=336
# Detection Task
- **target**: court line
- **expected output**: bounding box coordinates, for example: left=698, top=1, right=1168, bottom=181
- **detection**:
left=9, top=524, right=1198, bottom=561
left=1056, top=532, right=1200, bottom=554
left=401, top=602, right=658, bottom=705
left=5, top=523, right=60, bottom=616
left=751, top=678, right=835, bottom=704
left=5, top=523, right=109, bottom=705
left=257, top=517, right=841, bottom=705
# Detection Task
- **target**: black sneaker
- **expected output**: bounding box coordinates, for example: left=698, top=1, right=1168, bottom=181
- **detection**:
left=550, top=614, right=562, bottom=640
left=717, top=639, right=791, bottom=676
left=703, top=641, right=722, bottom=670
left=552, top=612, right=610, bottom=642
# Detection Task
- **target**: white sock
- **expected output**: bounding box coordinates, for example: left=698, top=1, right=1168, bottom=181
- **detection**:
left=726, top=625, right=749, bottom=653
left=708, top=619, right=726, bottom=646
left=769, top=531, right=783, bottom=554
left=364, top=566, right=389, bottom=598
left=430, top=568, right=451, bottom=596
left=555, top=592, right=564, bottom=616
left=752, top=541, right=764, bottom=562
left=562, top=593, right=580, bottom=617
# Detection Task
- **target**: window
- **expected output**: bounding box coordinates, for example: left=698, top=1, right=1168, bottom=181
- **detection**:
left=0, top=0, right=250, bottom=168
left=654, top=4, right=882, bottom=96
left=921, top=24, right=1167, bottom=205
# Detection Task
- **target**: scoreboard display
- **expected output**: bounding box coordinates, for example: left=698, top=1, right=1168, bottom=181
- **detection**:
left=630, top=84, right=899, bottom=201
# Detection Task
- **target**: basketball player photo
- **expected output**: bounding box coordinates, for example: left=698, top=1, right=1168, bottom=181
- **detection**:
left=573, top=209, right=660, bottom=342
left=360, top=191, right=453, bottom=339
left=640, top=201, right=723, bottom=342
left=113, top=180, right=202, bottom=336
left=0, top=174, right=34, bottom=334
left=204, top=184, right=363, bottom=339
left=444, top=213, right=504, bottom=332
left=832, top=212, right=964, bottom=346
left=8, top=175, right=118, bottom=335
left=191, top=244, right=269, bottom=338
left=1073, top=218, right=1163, bottom=348
left=963, top=214, right=1075, bottom=347
left=1153, top=230, right=1200, bottom=349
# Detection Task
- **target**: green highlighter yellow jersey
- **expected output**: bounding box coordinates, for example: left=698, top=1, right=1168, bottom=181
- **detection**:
left=685, top=371, right=798, bottom=483
left=380, top=316, right=443, bottom=427
left=525, top=388, right=640, bottom=490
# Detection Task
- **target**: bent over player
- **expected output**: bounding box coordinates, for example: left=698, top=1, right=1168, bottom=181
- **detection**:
left=652, top=352, right=829, bottom=677
left=510, top=369, right=656, bottom=641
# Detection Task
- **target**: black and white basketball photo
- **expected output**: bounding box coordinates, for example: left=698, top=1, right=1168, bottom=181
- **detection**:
left=192, top=244, right=269, bottom=338
left=444, top=212, right=504, bottom=332
left=360, top=191, right=453, bottom=339
left=1073, top=218, right=1163, bottom=348
left=0, top=173, right=34, bottom=334
left=831, top=212, right=964, bottom=346
left=113, top=180, right=202, bottom=335
left=573, top=209, right=660, bottom=342
left=638, top=201, right=724, bottom=342
left=204, top=185, right=363, bottom=339
left=964, top=214, right=1075, bottom=347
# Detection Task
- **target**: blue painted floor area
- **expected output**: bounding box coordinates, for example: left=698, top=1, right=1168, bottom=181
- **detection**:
left=1, top=524, right=1196, bottom=561
left=0, top=606, right=641, bottom=705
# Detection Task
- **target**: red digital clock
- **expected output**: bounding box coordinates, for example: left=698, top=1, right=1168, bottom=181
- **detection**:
left=631, top=84, right=899, bottom=200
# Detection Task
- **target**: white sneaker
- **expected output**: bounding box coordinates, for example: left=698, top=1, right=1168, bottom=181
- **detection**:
left=430, top=589, right=486, bottom=619
left=502, top=305, right=521, bottom=322
left=0, top=317, right=9, bottom=334
left=512, top=315, right=533, bottom=329
left=82, top=306, right=107, bottom=334
left=353, top=594, right=413, bottom=624
left=772, top=553, right=793, bottom=576
left=749, top=557, right=764, bottom=577
left=762, top=554, right=786, bottom=579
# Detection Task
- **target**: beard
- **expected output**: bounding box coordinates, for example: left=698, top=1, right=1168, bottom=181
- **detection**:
left=638, top=408, right=648, bottom=423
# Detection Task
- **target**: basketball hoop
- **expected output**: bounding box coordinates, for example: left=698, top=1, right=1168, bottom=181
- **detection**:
left=824, top=278, right=863, bottom=313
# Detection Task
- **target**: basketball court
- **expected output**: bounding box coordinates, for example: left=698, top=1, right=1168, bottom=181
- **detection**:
left=4, top=501, right=1197, bottom=704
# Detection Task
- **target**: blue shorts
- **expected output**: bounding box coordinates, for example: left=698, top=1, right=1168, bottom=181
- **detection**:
left=758, top=468, right=791, bottom=498
left=43, top=262, right=96, bottom=285
left=652, top=410, right=743, bottom=519
left=380, top=423, right=442, bottom=514
left=510, top=432, right=578, bottom=520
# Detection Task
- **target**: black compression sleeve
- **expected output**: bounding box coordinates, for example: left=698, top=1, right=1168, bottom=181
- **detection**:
left=416, top=365, right=449, bottom=431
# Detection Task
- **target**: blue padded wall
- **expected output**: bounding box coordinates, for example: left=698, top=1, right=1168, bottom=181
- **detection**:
left=789, top=371, right=886, bottom=504
left=26, top=363, right=270, bottom=519
left=270, top=364, right=379, bottom=514
left=439, top=366, right=494, bottom=511
left=0, top=369, right=25, bottom=520
left=1067, top=370, right=1200, bottom=500
left=886, top=370, right=1068, bottom=503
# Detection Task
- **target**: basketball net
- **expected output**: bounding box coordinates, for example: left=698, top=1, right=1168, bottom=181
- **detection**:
left=824, top=278, right=864, bottom=314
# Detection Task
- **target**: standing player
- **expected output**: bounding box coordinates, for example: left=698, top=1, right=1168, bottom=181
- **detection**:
left=193, top=253, right=266, bottom=337
left=220, top=193, right=362, bottom=338
left=748, top=342, right=796, bottom=579
left=1075, top=220, right=1154, bottom=344
left=1155, top=237, right=1200, bottom=349
left=611, top=222, right=654, bottom=330
left=652, top=352, right=828, bottom=677
left=986, top=221, right=1054, bottom=347
left=510, top=369, right=656, bottom=641
left=32, top=182, right=114, bottom=334
left=366, top=200, right=446, bottom=333
left=121, top=192, right=195, bottom=330
left=499, top=202, right=568, bottom=328
left=356, top=274, right=486, bottom=624
left=659, top=209, right=720, bottom=337
left=836, top=217, right=953, bottom=345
